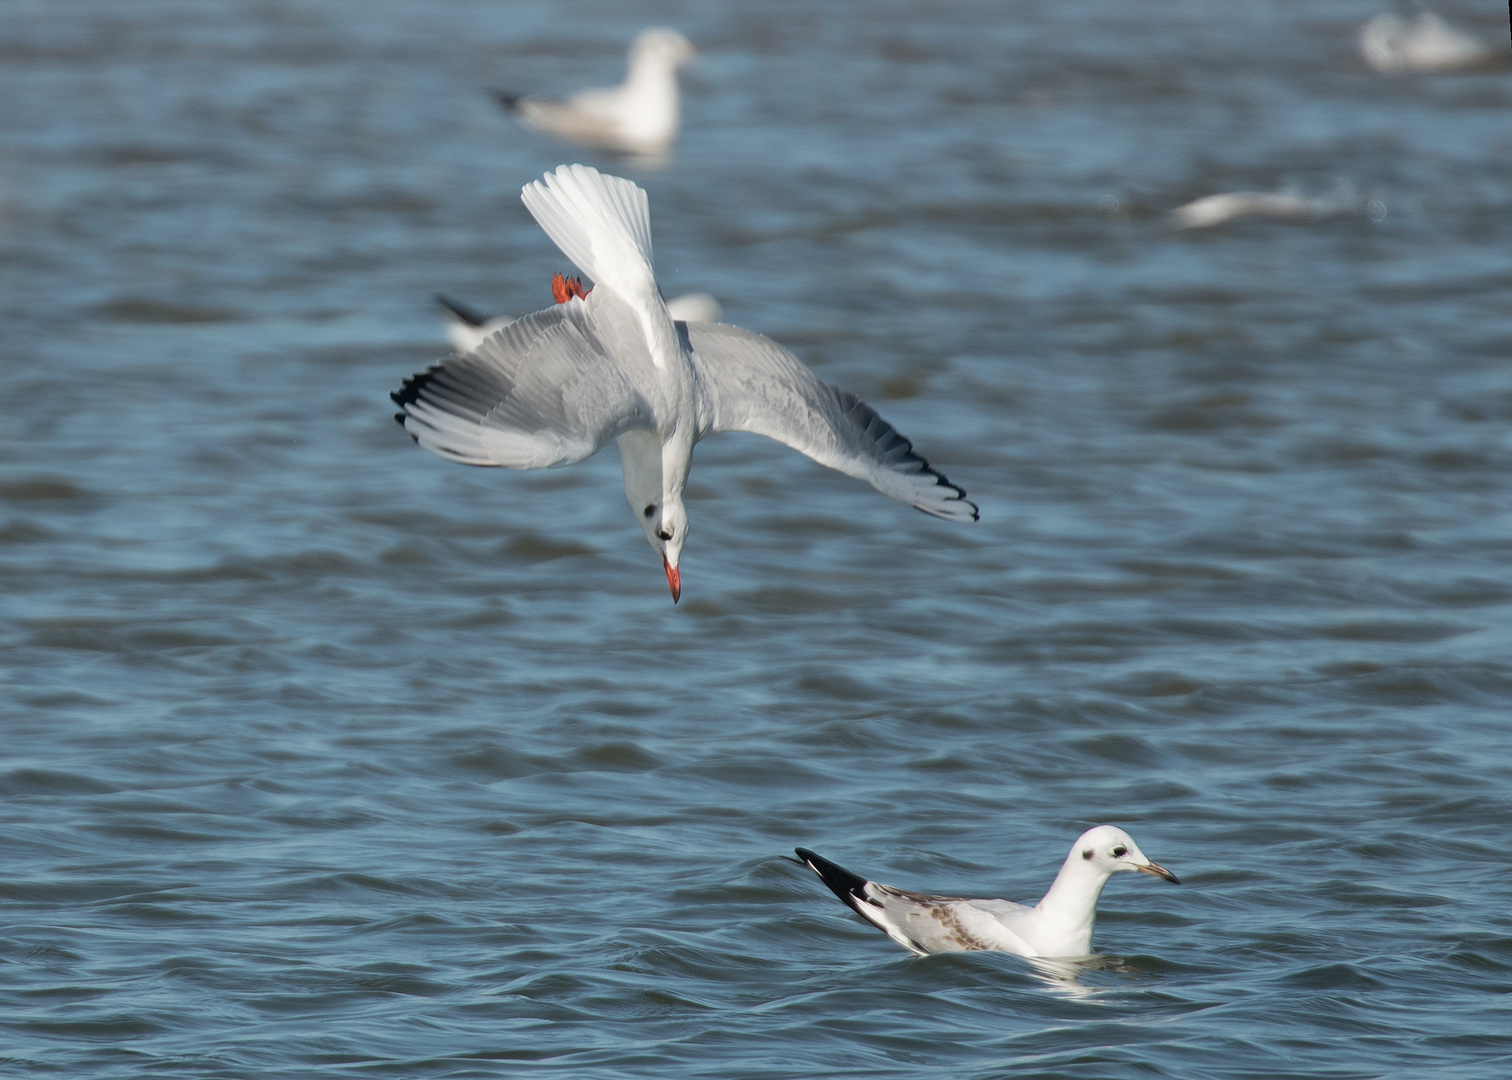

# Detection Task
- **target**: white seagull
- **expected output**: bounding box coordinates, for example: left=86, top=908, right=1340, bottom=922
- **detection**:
left=392, top=165, right=977, bottom=602
left=1171, top=190, right=1347, bottom=230
left=436, top=289, right=721, bottom=356
left=1359, top=12, right=1495, bottom=76
left=494, top=29, right=696, bottom=156
left=795, top=826, right=1179, bottom=958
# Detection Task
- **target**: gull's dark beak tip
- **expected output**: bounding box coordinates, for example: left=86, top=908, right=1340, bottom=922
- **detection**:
left=1138, top=862, right=1180, bottom=885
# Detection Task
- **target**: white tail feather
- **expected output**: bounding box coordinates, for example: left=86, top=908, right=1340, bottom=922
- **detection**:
left=521, top=165, right=656, bottom=300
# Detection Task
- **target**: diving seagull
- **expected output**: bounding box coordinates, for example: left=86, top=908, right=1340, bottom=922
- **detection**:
left=494, top=28, right=696, bottom=156
left=795, top=826, right=1179, bottom=958
left=392, top=164, right=977, bottom=602
left=437, top=290, right=721, bottom=356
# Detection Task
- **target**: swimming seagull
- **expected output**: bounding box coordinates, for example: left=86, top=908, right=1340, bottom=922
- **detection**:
left=392, top=164, right=977, bottom=602
left=436, top=290, right=721, bottom=356
left=1359, top=12, right=1495, bottom=75
left=494, top=29, right=696, bottom=156
left=795, top=826, right=1178, bottom=958
left=1170, top=190, right=1349, bottom=229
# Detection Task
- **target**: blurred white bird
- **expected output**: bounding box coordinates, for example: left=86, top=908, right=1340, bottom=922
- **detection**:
left=436, top=290, right=721, bottom=356
left=795, top=826, right=1179, bottom=958
left=494, top=29, right=696, bottom=156
left=393, top=165, right=977, bottom=602
left=1359, top=12, right=1495, bottom=75
left=1171, top=190, right=1349, bottom=229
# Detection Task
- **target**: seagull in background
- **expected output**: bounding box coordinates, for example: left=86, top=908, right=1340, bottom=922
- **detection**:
left=494, top=29, right=696, bottom=156
left=1359, top=12, right=1496, bottom=75
left=795, top=826, right=1179, bottom=958
left=1170, top=189, right=1351, bottom=229
left=392, top=165, right=977, bottom=603
left=436, top=290, right=721, bottom=356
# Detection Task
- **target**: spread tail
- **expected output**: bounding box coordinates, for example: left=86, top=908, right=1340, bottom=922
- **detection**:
left=520, top=164, right=656, bottom=300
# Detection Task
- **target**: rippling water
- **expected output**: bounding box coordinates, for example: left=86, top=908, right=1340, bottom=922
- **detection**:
left=3, top=1, right=1512, bottom=1076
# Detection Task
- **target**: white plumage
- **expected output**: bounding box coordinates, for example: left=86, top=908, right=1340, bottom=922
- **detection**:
left=496, top=29, right=695, bottom=156
left=393, top=165, right=977, bottom=602
left=796, top=826, right=1179, bottom=959
left=438, top=292, right=721, bottom=357
left=1171, top=190, right=1347, bottom=229
left=1359, top=12, right=1494, bottom=76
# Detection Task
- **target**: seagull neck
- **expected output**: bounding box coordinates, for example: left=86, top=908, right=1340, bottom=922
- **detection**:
left=620, top=52, right=680, bottom=139
left=1032, top=855, right=1111, bottom=953
left=624, top=51, right=678, bottom=97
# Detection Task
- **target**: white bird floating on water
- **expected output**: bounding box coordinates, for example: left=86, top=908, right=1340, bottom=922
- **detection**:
left=1359, top=12, right=1496, bottom=75
left=392, top=165, right=977, bottom=602
left=795, top=826, right=1179, bottom=958
left=1170, top=190, right=1349, bottom=230
left=494, top=28, right=696, bottom=157
left=436, top=290, right=721, bottom=357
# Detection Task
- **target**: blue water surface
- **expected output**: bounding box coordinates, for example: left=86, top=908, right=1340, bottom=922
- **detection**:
left=2, top=1, right=1511, bottom=1077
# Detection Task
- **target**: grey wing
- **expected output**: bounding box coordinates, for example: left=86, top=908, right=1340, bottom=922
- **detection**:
left=685, top=321, right=978, bottom=521
left=863, top=885, right=1034, bottom=955
left=393, top=301, right=655, bottom=469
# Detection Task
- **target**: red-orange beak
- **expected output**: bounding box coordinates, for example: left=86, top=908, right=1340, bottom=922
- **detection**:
left=662, top=555, right=681, bottom=603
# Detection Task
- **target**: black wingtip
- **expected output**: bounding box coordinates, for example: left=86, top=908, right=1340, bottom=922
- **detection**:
left=932, top=475, right=979, bottom=521
left=491, top=89, right=525, bottom=112
left=933, top=474, right=978, bottom=521
left=435, top=294, right=490, bottom=327
left=908, top=474, right=978, bottom=522
left=832, top=388, right=979, bottom=523
left=391, top=364, right=444, bottom=414
left=950, top=489, right=980, bottom=522
left=795, top=848, right=874, bottom=911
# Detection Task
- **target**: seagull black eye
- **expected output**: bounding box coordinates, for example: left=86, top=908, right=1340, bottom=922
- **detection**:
left=1112, top=846, right=1127, bottom=858
left=644, top=505, right=656, bottom=518
left=656, top=527, right=673, bottom=541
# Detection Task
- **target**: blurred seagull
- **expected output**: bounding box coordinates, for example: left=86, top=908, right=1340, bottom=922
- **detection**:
left=1360, top=12, right=1495, bottom=75
left=437, top=290, right=721, bottom=356
left=795, top=826, right=1179, bottom=958
left=494, top=28, right=695, bottom=156
left=1171, top=190, right=1347, bottom=229
left=392, top=165, right=977, bottom=602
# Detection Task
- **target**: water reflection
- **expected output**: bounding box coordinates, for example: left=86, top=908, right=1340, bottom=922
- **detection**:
left=1024, top=954, right=1143, bottom=999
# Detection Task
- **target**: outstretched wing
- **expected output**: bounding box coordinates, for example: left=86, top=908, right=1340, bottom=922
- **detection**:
left=392, top=298, right=656, bottom=469
left=687, top=322, right=978, bottom=521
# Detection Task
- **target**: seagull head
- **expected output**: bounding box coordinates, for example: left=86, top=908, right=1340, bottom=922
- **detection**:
left=636, top=496, right=688, bottom=603
left=632, top=28, right=696, bottom=69
left=1072, top=825, right=1179, bottom=885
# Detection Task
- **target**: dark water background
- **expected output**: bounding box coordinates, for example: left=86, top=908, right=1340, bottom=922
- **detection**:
left=3, top=1, right=1512, bottom=1076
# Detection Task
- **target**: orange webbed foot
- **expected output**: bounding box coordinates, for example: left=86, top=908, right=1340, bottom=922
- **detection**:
left=551, top=273, right=590, bottom=303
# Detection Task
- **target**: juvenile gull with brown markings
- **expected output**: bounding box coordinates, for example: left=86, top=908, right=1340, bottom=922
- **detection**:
left=796, top=825, right=1178, bottom=957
